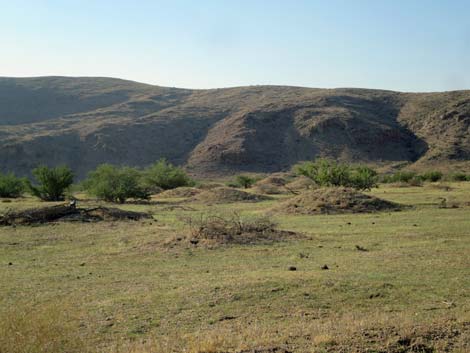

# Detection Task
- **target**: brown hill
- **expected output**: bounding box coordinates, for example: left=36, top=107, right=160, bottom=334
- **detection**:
left=0, top=77, right=469, bottom=178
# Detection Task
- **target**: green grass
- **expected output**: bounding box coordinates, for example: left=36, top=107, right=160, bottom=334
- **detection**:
left=0, top=183, right=469, bottom=352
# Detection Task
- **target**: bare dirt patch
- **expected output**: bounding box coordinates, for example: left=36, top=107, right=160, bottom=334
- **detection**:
left=272, top=187, right=402, bottom=215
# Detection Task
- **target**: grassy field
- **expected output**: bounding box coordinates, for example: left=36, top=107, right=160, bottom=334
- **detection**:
left=0, top=183, right=469, bottom=352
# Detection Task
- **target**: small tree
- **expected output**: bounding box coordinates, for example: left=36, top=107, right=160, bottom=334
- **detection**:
left=142, top=159, right=193, bottom=191
left=350, top=166, right=378, bottom=191
left=84, top=164, right=150, bottom=203
left=294, top=158, right=378, bottom=190
left=0, top=172, right=27, bottom=198
left=29, top=165, right=74, bottom=201
left=234, top=175, right=257, bottom=189
left=294, top=158, right=352, bottom=187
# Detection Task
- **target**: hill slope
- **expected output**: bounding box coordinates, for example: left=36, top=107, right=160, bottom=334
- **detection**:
left=0, top=77, right=469, bottom=178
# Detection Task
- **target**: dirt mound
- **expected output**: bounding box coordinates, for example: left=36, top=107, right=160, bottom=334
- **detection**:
left=196, top=182, right=225, bottom=190
left=157, top=187, right=201, bottom=198
left=0, top=204, right=151, bottom=225
left=273, top=187, right=401, bottom=214
left=193, top=187, right=271, bottom=203
left=182, top=213, right=302, bottom=246
left=253, top=176, right=289, bottom=195
left=257, top=176, right=288, bottom=186
left=285, top=176, right=317, bottom=192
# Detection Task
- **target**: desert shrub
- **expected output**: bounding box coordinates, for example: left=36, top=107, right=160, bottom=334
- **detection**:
left=293, top=159, right=378, bottom=190
left=380, top=174, right=393, bottom=183
left=386, top=171, right=417, bottom=183
left=142, top=159, right=194, bottom=191
left=231, top=175, right=257, bottom=189
left=0, top=172, right=27, bottom=198
left=294, top=159, right=350, bottom=187
left=180, top=212, right=292, bottom=245
left=84, top=164, right=150, bottom=203
left=28, top=165, right=74, bottom=201
left=350, top=166, right=378, bottom=191
left=448, top=172, right=469, bottom=181
left=407, top=177, right=424, bottom=186
left=420, top=170, right=443, bottom=182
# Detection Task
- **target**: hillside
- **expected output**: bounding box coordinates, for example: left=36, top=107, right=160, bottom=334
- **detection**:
left=0, top=76, right=469, bottom=178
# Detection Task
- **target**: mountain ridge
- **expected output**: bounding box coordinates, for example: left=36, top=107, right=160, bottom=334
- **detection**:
left=1, top=76, right=469, bottom=178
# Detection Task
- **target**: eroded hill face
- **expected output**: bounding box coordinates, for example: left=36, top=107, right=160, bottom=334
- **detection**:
left=0, top=77, right=469, bottom=178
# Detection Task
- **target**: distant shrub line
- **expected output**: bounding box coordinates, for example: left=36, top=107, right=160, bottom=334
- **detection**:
left=0, top=159, right=193, bottom=203
left=379, top=170, right=470, bottom=185
left=1, top=158, right=469, bottom=202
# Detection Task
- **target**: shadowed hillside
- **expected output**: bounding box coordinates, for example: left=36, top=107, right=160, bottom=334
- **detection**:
left=0, top=77, right=469, bottom=178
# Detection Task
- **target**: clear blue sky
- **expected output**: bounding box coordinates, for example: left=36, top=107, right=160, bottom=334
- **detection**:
left=1, top=0, right=469, bottom=91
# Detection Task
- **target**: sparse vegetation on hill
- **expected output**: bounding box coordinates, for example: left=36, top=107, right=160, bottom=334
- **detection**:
left=1, top=77, right=470, bottom=178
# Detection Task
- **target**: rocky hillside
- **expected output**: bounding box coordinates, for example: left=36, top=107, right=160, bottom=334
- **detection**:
left=0, top=76, right=469, bottom=178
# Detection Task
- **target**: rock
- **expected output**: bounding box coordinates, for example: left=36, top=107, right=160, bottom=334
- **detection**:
left=321, top=264, right=329, bottom=270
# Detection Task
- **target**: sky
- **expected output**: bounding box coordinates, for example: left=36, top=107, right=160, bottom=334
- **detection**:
left=1, top=0, right=469, bottom=92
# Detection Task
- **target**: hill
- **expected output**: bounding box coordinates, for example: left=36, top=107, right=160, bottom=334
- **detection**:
left=0, top=76, right=469, bottom=178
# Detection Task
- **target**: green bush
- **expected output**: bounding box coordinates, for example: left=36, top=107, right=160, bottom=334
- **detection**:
left=293, top=158, right=378, bottom=190
left=84, top=164, right=150, bottom=203
left=0, top=172, right=27, bottom=198
left=231, top=175, right=257, bottom=189
left=350, top=166, right=379, bottom=191
left=420, top=170, right=443, bottom=182
left=387, top=171, right=417, bottom=183
left=448, top=172, right=468, bottom=181
left=294, top=159, right=350, bottom=187
left=142, top=159, right=194, bottom=191
left=29, top=165, right=74, bottom=201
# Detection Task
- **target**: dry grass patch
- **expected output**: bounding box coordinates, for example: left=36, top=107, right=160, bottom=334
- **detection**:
left=0, top=303, right=89, bottom=353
